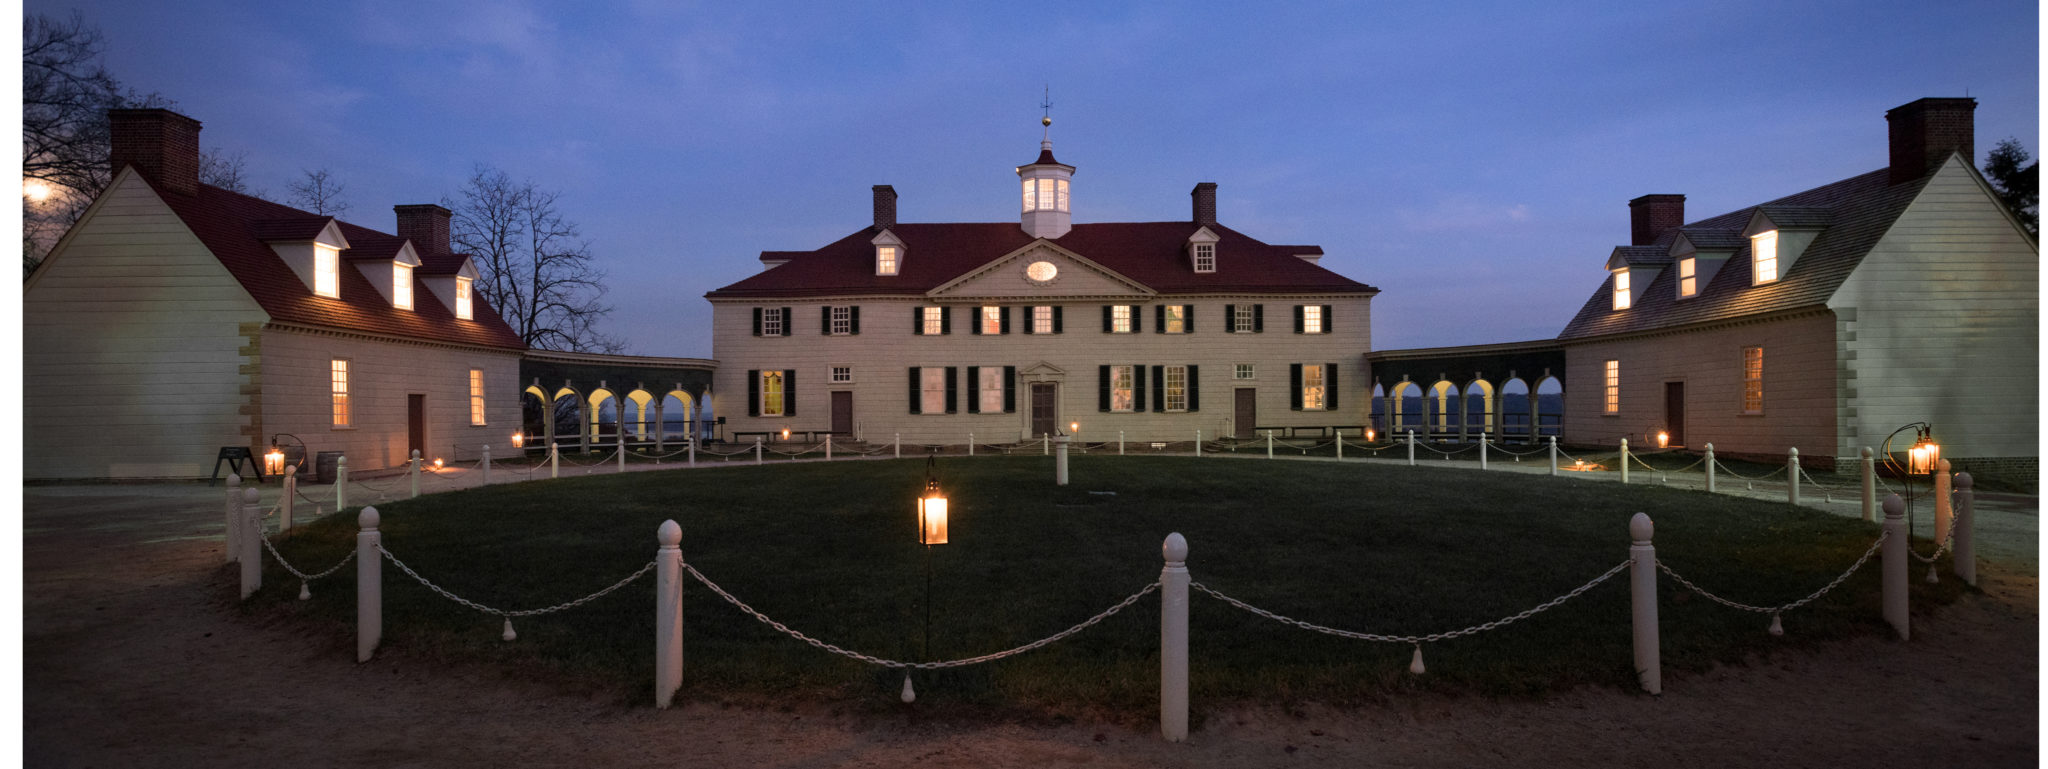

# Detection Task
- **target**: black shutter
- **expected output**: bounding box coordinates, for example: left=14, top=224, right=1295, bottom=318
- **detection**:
left=1155, top=305, right=1165, bottom=333
left=944, top=367, right=958, bottom=413
left=821, top=306, right=832, bottom=336
left=1254, top=304, right=1264, bottom=333
left=1185, top=305, right=1194, bottom=333
left=747, top=370, right=760, bottom=416
left=1151, top=366, right=1165, bottom=413
left=1224, top=304, right=1236, bottom=332
left=967, top=367, right=981, bottom=413
left=914, top=306, right=923, bottom=335
left=1098, top=366, right=1111, bottom=411
left=1187, top=365, right=1200, bottom=411
left=1325, top=363, right=1339, bottom=411
left=909, top=367, right=921, bottom=414
left=851, top=306, right=861, bottom=335
left=1294, top=305, right=1305, bottom=334
left=1132, top=306, right=1142, bottom=333
left=781, top=307, right=792, bottom=336
left=971, top=306, right=983, bottom=335
left=940, top=307, right=952, bottom=335
left=1053, top=306, right=1063, bottom=333
left=752, top=308, right=763, bottom=336
left=784, top=370, right=796, bottom=415
left=1022, top=307, right=1034, bottom=335
left=1133, top=365, right=1147, bottom=412
left=1102, top=305, right=1113, bottom=333
left=999, top=306, right=1011, bottom=334
left=1321, top=305, right=1333, bottom=334
left=1290, top=364, right=1304, bottom=411
left=1003, top=366, right=1016, bottom=413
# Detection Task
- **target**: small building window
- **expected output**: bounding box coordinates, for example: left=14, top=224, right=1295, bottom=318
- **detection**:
left=877, top=245, right=899, bottom=276
left=1234, top=363, right=1255, bottom=380
left=1022, top=179, right=1036, bottom=212
left=1603, top=360, right=1620, bottom=414
left=1677, top=257, right=1697, bottom=298
left=920, top=367, right=947, bottom=414
left=922, top=306, right=944, bottom=336
left=331, top=359, right=351, bottom=427
left=454, top=277, right=474, bottom=320
left=763, top=308, right=784, bottom=337
left=1056, top=179, right=1069, bottom=211
left=1301, top=364, right=1326, bottom=411
left=1033, top=306, right=1054, bottom=334
left=1743, top=347, right=1763, bottom=414
left=1163, top=305, right=1187, bottom=334
left=1752, top=231, right=1779, bottom=283
left=760, top=371, right=786, bottom=417
left=1111, top=305, right=1133, bottom=333
left=831, top=306, right=852, bottom=335
left=314, top=245, right=340, bottom=298
left=1233, top=304, right=1255, bottom=333
left=1193, top=243, right=1215, bottom=273
left=1612, top=269, right=1632, bottom=310
left=469, top=369, right=486, bottom=426
left=393, top=263, right=414, bottom=310
left=1302, top=305, right=1325, bottom=334
left=832, top=366, right=852, bottom=383
left=980, top=306, right=1002, bottom=335
left=1111, top=365, right=1135, bottom=412
left=1164, top=365, right=1189, bottom=412
left=978, top=366, right=1004, bottom=413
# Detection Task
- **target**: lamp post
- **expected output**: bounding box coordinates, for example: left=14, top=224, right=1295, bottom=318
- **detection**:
left=908, top=452, right=949, bottom=703
left=1882, top=422, right=1941, bottom=538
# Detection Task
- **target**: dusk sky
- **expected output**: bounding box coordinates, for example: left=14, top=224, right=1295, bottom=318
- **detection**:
left=30, top=0, right=2039, bottom=358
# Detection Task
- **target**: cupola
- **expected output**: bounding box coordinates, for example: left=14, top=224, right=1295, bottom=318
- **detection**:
left=1016, top=115, right=1074, bottom=239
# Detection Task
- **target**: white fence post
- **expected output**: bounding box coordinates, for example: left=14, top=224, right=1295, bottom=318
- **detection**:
left=357, top=506, right=382, bottom=662
left=754, top=436, right=763, bottom=465
left=281, top=466, right=297, bottom=533
left=1548, top=436, right=1557, bottom=476
left=1055, top=434, right=1070, bottom=486
left=1479, top=434, right=1488, bottom=470
left=1859, top=447, right=1875, bottom=523
left=1786, top=448, right=1800, bottom=505
left=1409, top=430, right=1418, bottom=466
left=550, top=442, right=560, bottom=479
left=239, top=487, right=262, bottom=599
left=1160, top=533, right=1190, bottom=743
left=1194, top=429, right=1202, bottom=458
left=336, top=456, right=349, bottom=509
left=410, top=450, right=422, bottom=499
left=655, top=519, right=684, bottom=709
left=223, top=474, right=243, bottom=565
left=1336, top=434, right=1344, bottom=460
left=1933, top=459, right=1953, bottom=549
left=1619, top=439, right=1630, bottom=485
left=1881, top=494, right=1909, bottom=640
left=688, top=437, right=697, bottom=467
left=482, top=444, right=492, bottom=486
left=1043, top=435, right=1050, bottom=456
left=826, top=434, right=833, bottom=461
left=1954, top=472, right=1976, bottom=586
left=968, top=433, right=974, bottom=457
left=1119, top=431, right=1125, bottom=455
left=1265, top=430, right=1274, bottom=459
left=618, top=429, right=627, bottom=472
left=1629, top=513, right=1660, bottom=695
left=1703, top=443, right=1715, bottom=493
left=895, top=433, right=901, bottom=459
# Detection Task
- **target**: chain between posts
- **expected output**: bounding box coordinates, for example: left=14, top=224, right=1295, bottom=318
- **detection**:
left=681, top=561, right=1157, bottom=669
left=379, top=545, right=656, bottom=618
left=258, top=531, right=357, bottom=581
left=558, top=448, right=624, bottom=467
left=1657, top=528, right=1888, bottom=615
left=1190, top=560, right=1631, bottom=644
left=1417, top=442, right=1481, bottom=456
left=1712, top=459, right=1788, bottom=481
left=1910, top=495, right=1964, bottom=563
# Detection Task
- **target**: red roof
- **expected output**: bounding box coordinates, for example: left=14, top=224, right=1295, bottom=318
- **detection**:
left=707, top=221, right=1376, bottom=298
left=138, top=174, right=527, bottom=350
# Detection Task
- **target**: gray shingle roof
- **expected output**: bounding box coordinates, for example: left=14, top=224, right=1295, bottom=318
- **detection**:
left=1675, top=227, right=1746, bottom=250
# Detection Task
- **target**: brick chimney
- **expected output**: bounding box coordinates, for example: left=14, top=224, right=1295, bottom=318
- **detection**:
left=1887, top=97, right=1977, bottom=185
left=1628, top=194, right=1685, bottom=246
left=872, top=185, right=897, bottom=230
left=108, top=108, right=202, bottom=197
left=1191, top=182, right=1217, bottom=226
left=394, top=204, right=452, bottom=254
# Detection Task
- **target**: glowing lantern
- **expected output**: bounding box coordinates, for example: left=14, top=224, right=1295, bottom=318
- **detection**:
left=1909, top=433, right=1940, bottom=475
left=512, top=432, right=525, bottom=449
left=1069, top=422, right=1079, bottom=434
left=433, top=458, right=444, bottom=469
left=1656, top=431, right=1670, bottom=449
left=781, top=427, right=791, bottom=441
left=917, top=456, right=948, bottom=545
left=1366, top=428, right=1377, bottom=443
left=264, top=443, right=286, bottom=477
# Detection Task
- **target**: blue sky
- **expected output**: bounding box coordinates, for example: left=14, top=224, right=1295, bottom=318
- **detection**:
left=31, top=0, right=2039, bottom=357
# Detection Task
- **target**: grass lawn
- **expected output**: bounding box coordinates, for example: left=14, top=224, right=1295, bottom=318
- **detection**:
left=248, top=455, right=1963, bottom=721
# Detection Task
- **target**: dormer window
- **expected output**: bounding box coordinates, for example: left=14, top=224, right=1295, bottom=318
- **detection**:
left=1677, top=257, right=1697, bottom=298
left=877, top=245, right=899, bottom=276
left=1751, top=231, right=1780, bottom=283
left=393, top=262, right=414, bottom=310
left=1612, top=268, right=1632, bottom=310
left=454, top=277, right=474, bottom=320
left=1193, top=243, right=1215, bottom=273
left=314, top=245, right=340, bottom=298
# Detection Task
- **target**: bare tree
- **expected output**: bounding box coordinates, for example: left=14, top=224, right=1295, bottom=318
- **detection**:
left=284, top=168, right=351, bottom=216
left=199, top=148, right=258, bottom=196
left=446, top=165, right=622, bottom=353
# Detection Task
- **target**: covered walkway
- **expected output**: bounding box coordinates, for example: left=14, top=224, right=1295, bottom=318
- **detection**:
left=1365, top=339, right=1566, bottom=444
left=520, top=350, right=717, bottom=455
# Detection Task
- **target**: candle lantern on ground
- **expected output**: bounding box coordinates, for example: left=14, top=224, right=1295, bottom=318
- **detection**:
left=264, top=442, right=286, bottom=477
left=512, top=432, right=525, bottom=449
left=1656, top=431, right=1670, bottom=449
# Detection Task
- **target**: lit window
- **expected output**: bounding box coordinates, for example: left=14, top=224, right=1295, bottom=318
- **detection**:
left=1022, top=179, right=1036, bottom=212
left=314, top=245, right=340, bottom=298
left=1612, top=269, right=1632, bottom=310
left=331, top=359, right=351, bottom=427
left=454, top=277, right=474, bottom=320
left=1233, top=304, right=1254, bottom=332
left=1163, top=305, right=1187, bottom=334
left=922, top=306, right=943, bottom=336
left=1112, top=305, right=1133, bottom=333
left=1302, top=364, right=1326, bottom=411
left=393, top=263, right=414, bottom=310
left=763, top=308, right=784, bottom=337
left=832, top=366, right=852, bottom=383
left=1033, top=306, right=1053, bottom=334
left=1303, top=305, right=1325, bottom=334
left=920, top=367, right=946, bottom=414
left=1193, top=243, right=1215, bottom=273
left=1678, top=257, right=1697, bottom=298
left=831, top=306, right=852, bottom=335
left=981, top=306, right=1002, bottom=335
left=1752, top=231, right=1779, bottom=283
left=1056, top=179, right=1069, bottom=211
left=877, top=246, right=899, bottom=276
left=1604, top=360, right=1620, bottom=414
left=1234, top=363, right=1255, bottom=380
left=978, top=366, right=1004, bottom=413
left=760, top=371, right=785, bottom=416
left=1743, top=347, right=1763, bottom=414
left=469, top=369, right=486, bottom=426
left=1111, top=365, right=1135, bottom=412
left=1038, top=179, right=1057, bottom=212
left=1165, top=365, right=1189, bottom=412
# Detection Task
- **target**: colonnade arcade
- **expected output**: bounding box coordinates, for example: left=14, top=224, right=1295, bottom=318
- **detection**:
left=1363, top=340, right=1568, bottom=445
left=517, top=350, right=716, bottom=455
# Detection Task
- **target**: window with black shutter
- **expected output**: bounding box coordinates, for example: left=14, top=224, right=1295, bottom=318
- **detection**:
left=944, top=367, right=958, bottom=413
left=1003, top=366, right=1016, bottom=412
left=908, top=367, right=921, bottom=414
left=747, top=369, right=760, bottom=416
left=1290, top=364, right=1303, bottom=411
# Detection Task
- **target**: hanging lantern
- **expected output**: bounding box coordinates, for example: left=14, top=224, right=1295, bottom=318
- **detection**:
left=512, top=432, right=525, bottom=449
left=264, top=443, right=286, bottom=477
left=1069, top=421, right=1079, bottom=435
left=917, top=457, right=948, bottom=545
left=1909, top=431, right=1940, bottom=475
left=1656, top=431, right=1670, bottom=449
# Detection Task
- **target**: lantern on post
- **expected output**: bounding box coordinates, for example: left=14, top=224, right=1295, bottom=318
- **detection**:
left=917, top=454, right=948, bottom=545
left=1909, top=430, right=1940, bottom=475
left=781, top=427, right=791, bottom=442
left=264, top=442, right=286, bottom=478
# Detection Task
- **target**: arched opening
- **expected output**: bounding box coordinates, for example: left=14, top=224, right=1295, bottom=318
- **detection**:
left=1499, top=378, right=1531, bottom=442
left=1392, top=381, right=1423, bottom=436
left=552, top=387, right=585, bottom=450
left=1464, top=379, right=1495, bottom=438
left=1534, top=376, right=1564, bottom=438
left=1428, top=380, right=1458, bottom=439
left=661, top=391, right=696, bottom=442
left=625, top=389, right=655, bottom=440
left=521, top=386, right=549, bottom=451
left=587, top=388, right=619, bottom=446
left=1370, top=383, right=1386, bottom=435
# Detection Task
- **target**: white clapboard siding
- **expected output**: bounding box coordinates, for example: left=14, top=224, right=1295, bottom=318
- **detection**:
left=24, top=172, right=267, bottom=479
left=260, top=328, right=523, bottom=472
left=1828, top=155, right=2040, bottom=460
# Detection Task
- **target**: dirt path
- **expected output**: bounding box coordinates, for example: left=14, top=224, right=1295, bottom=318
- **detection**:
left=23, top=482, right=2038, bottom=768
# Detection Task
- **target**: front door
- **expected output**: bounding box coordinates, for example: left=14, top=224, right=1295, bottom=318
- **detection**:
left=1664, top=382, right=1685, bottom=447
left=408, top=394, right=426, bottom=459
left=1235, top=388, right=1257, bottom=438
left=1030, top=383, right=1056, bottom=437
left=831, top=391, right=853, bottom=435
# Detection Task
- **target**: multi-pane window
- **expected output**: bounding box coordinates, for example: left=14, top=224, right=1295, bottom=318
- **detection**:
left=831, top=306, right=852, bottom=335
left=469, top=369, right=486, bottom=426
left=832, top=366, right=852, bottom=383
left=762, top=308, right=784, bottom=337
left=1022, top=180, right=1035, bottom=212
left=922, top=306, right=944, bottom=336
left=1110, top=365, right=1135, bottom=412
left=1164, top=365, right=1189, bottom=412
left=393, top=263, right=414, bottom=310
left=981, top=306, right=1002, bottom=335
left=920, top=367, right=947, bottom=414
left=1057, top=179, right=1069, bottom=211
left=314, top=245, right=340, bottom=298
left=1677, top=257, right=1697, bottom=298
left=1193, top=243, right=1215, bottom=273
left=1612, top=269, right=1632, bottom=310
left=877, top=246, right=899, bottom=276
left=1301, top=364, right=1326, bottom=411
left=1021, top=178, right=1069, bottom=213
left=1234, top=363, right=1256, bottom=380
left=1111, top=305, right=1133, bottom=333
left=1032, top=306, right=1053, bottom=334
left=978, top=366, right=1004, bottom=413
left=454, top=277, right=474, bottom=319
left=760, top=371, right=786, bottom=416
left=1163, top=305, right=1187, bottom=333
left=1743, top=347, right=1764, bottom=414
left=1603, top=360, right=1620, bottom=414
left=1752, top=231, right=1779, bottom=283
left=1303, top=305, right=1325, bottom=334
left=330, top=359, right=351, bottom=427
left=1233, top=304, right=1254, bottom=332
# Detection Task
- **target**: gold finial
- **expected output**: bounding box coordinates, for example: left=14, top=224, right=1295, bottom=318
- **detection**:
left=1042, top=116, right=1052, bottom=127
left=1040, top=86, right=1053, bottom=136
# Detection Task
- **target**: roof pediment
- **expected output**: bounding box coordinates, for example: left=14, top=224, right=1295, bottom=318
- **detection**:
left=1606, top=245, right=1672, bottom=270
left=1744, top=206, right=1832, bottom=236
left=927, top=241, right=1156, bottom=300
